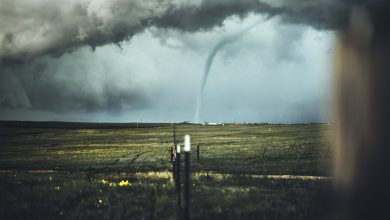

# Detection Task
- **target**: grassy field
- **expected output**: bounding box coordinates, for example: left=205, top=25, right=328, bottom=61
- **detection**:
left=0, top=121, right=333, bottom=219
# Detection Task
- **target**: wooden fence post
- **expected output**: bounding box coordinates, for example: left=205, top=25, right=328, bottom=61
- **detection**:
left=196, top=145, right=200, bottom=162
left=170, top=146, right=174, bottom=163
left=262, top=146, right=266, bottom=159
left=172, top=149, right=176, bottom=180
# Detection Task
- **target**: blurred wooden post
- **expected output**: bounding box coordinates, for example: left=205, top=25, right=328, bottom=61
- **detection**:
left=184, top=135, right=191, bottom=220
left=176, top=145, right=181, bottom=209
left=334, top=5, right=390, bottom=219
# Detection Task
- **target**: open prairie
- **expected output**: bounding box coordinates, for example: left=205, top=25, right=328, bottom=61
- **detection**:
left=0, top=121, right=332, bottom=220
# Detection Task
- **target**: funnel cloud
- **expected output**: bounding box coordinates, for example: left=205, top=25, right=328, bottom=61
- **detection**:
left=195, top=19, right=264, bottom=123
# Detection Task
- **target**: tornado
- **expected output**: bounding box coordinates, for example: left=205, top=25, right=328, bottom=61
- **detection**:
left=194, top=19, right=264, bottom=123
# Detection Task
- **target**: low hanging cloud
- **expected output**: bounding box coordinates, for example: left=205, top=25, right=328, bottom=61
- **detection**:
left=1, top=45, right=153, bottom=113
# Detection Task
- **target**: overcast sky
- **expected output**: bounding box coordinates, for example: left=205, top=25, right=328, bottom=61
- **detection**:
left=0, top=0, right=357, bottom=123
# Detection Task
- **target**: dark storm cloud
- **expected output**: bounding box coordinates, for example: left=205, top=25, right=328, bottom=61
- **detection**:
left=152, top=0, right=281, bottom=32
left=0, top=0, right=365, bottom=65
left=2, top=0, right=389, bottom=64
left=0, top=0, right=385, bottom=116
left=0, top=0, right=173, bottom=64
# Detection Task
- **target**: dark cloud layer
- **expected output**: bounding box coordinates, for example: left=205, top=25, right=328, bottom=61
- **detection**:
left=0, top=0, right=358, bottom=65
left=2, top=0, right=389, bottom=64
left=0, top=0, right=386, bottom=121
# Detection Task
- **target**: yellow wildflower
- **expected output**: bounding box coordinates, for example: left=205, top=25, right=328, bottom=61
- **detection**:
left=119, top=180, right=131, bottom=187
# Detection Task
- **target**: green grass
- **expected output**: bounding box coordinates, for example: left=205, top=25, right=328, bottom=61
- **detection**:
left=0, top=122, right=332, bottom=219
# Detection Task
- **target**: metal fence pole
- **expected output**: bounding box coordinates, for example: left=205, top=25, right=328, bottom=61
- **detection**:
left=184, top=135, right=191, bottom=220
left=176, top=145, right=181, bottom=209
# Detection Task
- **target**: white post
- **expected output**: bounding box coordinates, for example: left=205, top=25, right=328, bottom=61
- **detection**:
left=184, top=135, right=190, bottom=152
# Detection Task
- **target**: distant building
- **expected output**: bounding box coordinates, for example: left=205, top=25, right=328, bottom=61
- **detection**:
left=202, top=122, right=224, bottom=126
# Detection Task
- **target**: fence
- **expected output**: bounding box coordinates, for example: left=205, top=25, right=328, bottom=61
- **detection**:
left=171, top=135, right=193, bottom=220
